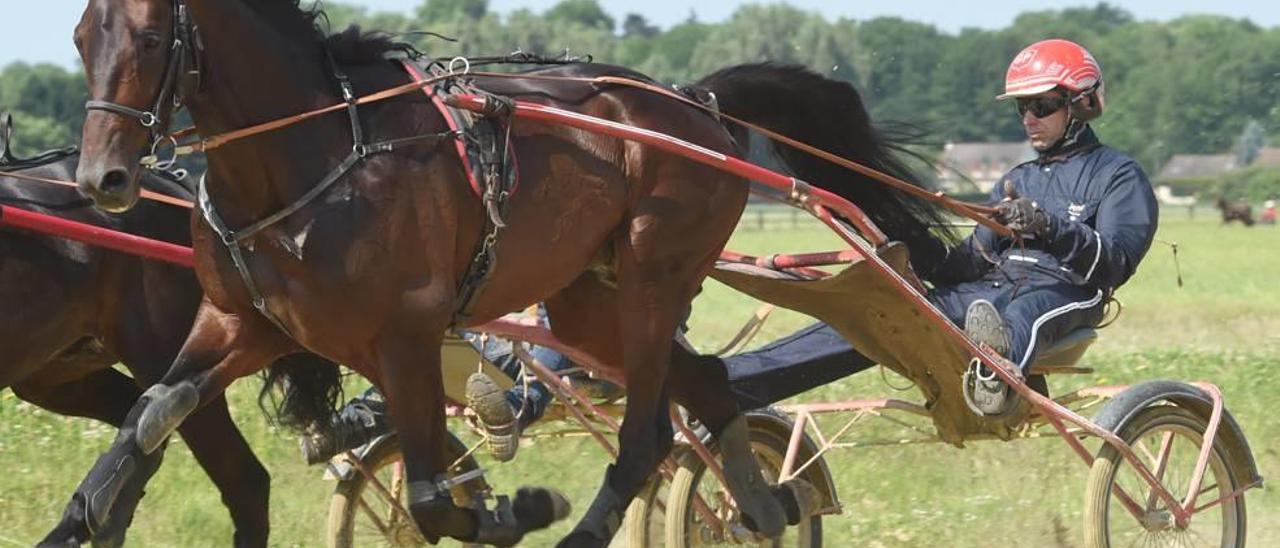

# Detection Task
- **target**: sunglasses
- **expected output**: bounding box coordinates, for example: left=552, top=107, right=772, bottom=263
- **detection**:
left=1015, top=95, right=1067, bottom=118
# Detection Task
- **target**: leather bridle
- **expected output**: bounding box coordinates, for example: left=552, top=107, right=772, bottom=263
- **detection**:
left=84, top=0, right=199, bottom=170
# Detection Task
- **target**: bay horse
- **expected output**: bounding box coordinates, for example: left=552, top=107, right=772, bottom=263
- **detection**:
left=55, top=0, right=953, bottom=545
left=1215, top=196, right=1255, bottom=226
left=0, top=144, right=341, bottom=545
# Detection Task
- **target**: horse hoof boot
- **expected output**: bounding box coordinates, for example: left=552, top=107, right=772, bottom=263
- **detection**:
left=467, top=495, right=523, bottom=547
left=774, top=478, right=821, bottom=525
left=718, top=414, right=786, bottom=537
left=513, top=486, right=572, bottom=532
left=136, top=382, right=198, bottom=454
left=556, top=531, right=607, bottom=548
left=465, top=372, right=519, bottom=462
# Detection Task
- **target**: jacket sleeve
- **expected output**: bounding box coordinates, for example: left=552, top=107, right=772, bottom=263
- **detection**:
left=928, top=184, right=1005, bottom=285
left=1045, top=161, right=1159, bottom=290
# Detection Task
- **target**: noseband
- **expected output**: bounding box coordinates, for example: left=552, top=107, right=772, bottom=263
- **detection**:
left=84, top=0, right=199, bottom=170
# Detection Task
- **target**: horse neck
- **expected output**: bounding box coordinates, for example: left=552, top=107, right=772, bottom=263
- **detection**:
left=185, top=0, right=350, bottom=223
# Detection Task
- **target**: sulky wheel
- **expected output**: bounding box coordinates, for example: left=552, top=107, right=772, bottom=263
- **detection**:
left=621, top=467, right=672, bottom=547
left=664, top=424, right=822, bottom=547
left=1083, top=405, right=1247, bottom=547
left=328, top=434, right=488, bottom=548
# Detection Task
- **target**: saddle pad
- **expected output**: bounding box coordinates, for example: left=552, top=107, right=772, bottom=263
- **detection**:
left=401, top=60, right=518, bottom=200
left=711, top=242, right=1019, bottom=444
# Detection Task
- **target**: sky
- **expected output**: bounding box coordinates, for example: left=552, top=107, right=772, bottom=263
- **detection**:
left=4, top=0, right=1276, bottom=69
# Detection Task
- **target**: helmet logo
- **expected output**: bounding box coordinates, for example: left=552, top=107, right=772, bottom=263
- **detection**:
left=1011, top=49, right=1038, bottom=68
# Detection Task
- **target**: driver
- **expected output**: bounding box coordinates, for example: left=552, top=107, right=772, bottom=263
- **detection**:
left=721, top=39, right=1159, bottom=416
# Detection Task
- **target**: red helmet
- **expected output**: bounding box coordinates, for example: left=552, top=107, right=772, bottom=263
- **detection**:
left=998, top=39, right=1105, bottom=120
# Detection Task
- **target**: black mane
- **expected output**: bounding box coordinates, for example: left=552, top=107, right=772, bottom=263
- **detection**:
left=249, top=0, right=416, bottom=64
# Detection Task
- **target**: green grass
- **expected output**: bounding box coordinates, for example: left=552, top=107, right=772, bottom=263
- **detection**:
left=1, top=211, right=1277, bottom=546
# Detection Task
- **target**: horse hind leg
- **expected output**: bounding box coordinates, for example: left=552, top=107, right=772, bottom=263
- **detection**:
left=172, top=393, right=271, bottom=547
left=552, top=209, right=738, bottom=546
left=668, top=341, right=810, bottom=537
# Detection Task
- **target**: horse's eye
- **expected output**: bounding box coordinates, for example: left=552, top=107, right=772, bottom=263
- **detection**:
left=140, top=31, right=163, bottom=52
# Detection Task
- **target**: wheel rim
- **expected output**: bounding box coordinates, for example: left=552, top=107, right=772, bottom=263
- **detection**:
left=1104, top=417, right=1241, bottom=547
left=351, top=457, right=428, bottom=547
left=684, top=437, right=809, bottom=547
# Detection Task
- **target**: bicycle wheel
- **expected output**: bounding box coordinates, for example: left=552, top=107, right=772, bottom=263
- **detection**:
left=664, top=426, right=822, bottom=547
left=1083, top=406, right=1246, bottom=547
left=327, top=434, right=487, bottom=548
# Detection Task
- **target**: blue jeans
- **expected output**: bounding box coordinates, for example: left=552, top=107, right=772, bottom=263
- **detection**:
left=461, top=306, right=570, bottom=427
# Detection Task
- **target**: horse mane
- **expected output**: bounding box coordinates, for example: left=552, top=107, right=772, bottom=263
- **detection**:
left=244, top=0, right=417, bottom=64
left=696, top=63, right=959, bottom=279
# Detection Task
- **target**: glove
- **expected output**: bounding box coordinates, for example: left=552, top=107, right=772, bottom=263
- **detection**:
left=995, top=181, right=1051, bottom=240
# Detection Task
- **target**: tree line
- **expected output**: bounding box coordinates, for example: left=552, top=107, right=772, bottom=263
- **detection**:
left=2, top=1, right=1277, bottom=173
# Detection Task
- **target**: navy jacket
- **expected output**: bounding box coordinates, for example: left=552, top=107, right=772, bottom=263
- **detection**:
left=933, top=127, right=1159, bottom=291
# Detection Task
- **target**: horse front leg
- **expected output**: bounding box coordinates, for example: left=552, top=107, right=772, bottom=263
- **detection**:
left=373, top=326, right=567, bottom=547
left=38, top=301, right=291, bottom=548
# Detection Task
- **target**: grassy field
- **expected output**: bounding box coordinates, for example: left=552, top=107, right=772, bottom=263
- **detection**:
left=1, top=210, right=1277, bottom=546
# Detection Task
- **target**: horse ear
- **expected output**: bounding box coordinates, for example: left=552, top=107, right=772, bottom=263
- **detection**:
left=0, top=112, right=13, bottom=164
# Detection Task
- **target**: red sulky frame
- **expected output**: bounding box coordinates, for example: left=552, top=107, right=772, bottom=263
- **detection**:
left=447, top=93, right=1256, bottom=531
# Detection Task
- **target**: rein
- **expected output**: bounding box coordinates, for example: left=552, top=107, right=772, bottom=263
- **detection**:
left=0, top=169, right=194, bottom=209
left=462, top=71, right=1008, bottom=235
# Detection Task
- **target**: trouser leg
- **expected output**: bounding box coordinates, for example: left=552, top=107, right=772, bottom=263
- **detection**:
left=1003, top=286, right=1106, bottom=371
left=723, top=322, right=875, bottom=409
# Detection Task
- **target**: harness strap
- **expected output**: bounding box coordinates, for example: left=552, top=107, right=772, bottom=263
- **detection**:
left=85, top=101, right=158, bottom=128
left=198, top=175, right=294, bottom=336
left=232, top=149, right=361, bottom=244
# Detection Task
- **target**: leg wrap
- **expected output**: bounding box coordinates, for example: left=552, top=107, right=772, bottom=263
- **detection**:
left=84, top=454, right=137, bottom=535
left=717, top=414, right=786, bottom=537
left=135, top=382, right=198, bottom=455
left=562, top=466, right=623, bottom=546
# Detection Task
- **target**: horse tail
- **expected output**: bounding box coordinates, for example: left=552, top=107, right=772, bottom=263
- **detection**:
left=258, top=353, right=345, bottom=437
left=694, top=62, right=956, bottom=277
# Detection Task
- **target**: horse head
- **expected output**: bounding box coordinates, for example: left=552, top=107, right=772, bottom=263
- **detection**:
left=74, top=0, right=197, bottom=212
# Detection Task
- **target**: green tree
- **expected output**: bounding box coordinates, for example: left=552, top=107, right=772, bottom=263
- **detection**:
left=545, top=0, right=615, bottom=32
left=417, top=0, right=488, bottom=23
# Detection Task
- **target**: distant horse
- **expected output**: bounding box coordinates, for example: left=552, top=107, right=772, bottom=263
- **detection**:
left=57, top=0, right=954, bottom=546
left=1215, top=196, right=1255, bottom=226
left=0, top=142, right=343, bottom=545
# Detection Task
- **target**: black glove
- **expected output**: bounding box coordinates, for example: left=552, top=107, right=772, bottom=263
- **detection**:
left=995, top=181, right=1052, bottom=239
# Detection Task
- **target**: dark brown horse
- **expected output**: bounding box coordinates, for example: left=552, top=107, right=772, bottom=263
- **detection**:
left=0, top=147, right=311, bottom=546
left=1215, top=196, right=1255, bottom=226
left=55, top=1, right=953, bottom=546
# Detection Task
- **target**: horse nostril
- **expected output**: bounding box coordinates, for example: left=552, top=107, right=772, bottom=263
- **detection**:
left=100, top=169, right=130, bottom=194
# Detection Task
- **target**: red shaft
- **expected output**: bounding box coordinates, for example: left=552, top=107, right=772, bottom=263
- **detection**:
left=0, top=205, right=194, bottom=268
left=447, top=95, right=891, bottom=244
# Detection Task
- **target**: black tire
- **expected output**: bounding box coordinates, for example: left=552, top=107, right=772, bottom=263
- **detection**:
left=1083, top=406, right=1247, bottom=547
left=664, top=426, right=822, bottom=547
left=327, top=434, right=488, bottom=548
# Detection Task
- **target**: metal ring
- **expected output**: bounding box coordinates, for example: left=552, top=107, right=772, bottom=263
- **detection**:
left=140, top=112, right=158, bottom=128
left=448, top=56, right=471, bottom=76
left=148, top=135, right=180, bottom=171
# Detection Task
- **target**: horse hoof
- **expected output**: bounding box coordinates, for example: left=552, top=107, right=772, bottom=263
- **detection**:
left=514, top=486, right=571, bottom=531
left=555, top=530, right=606, bottom=548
